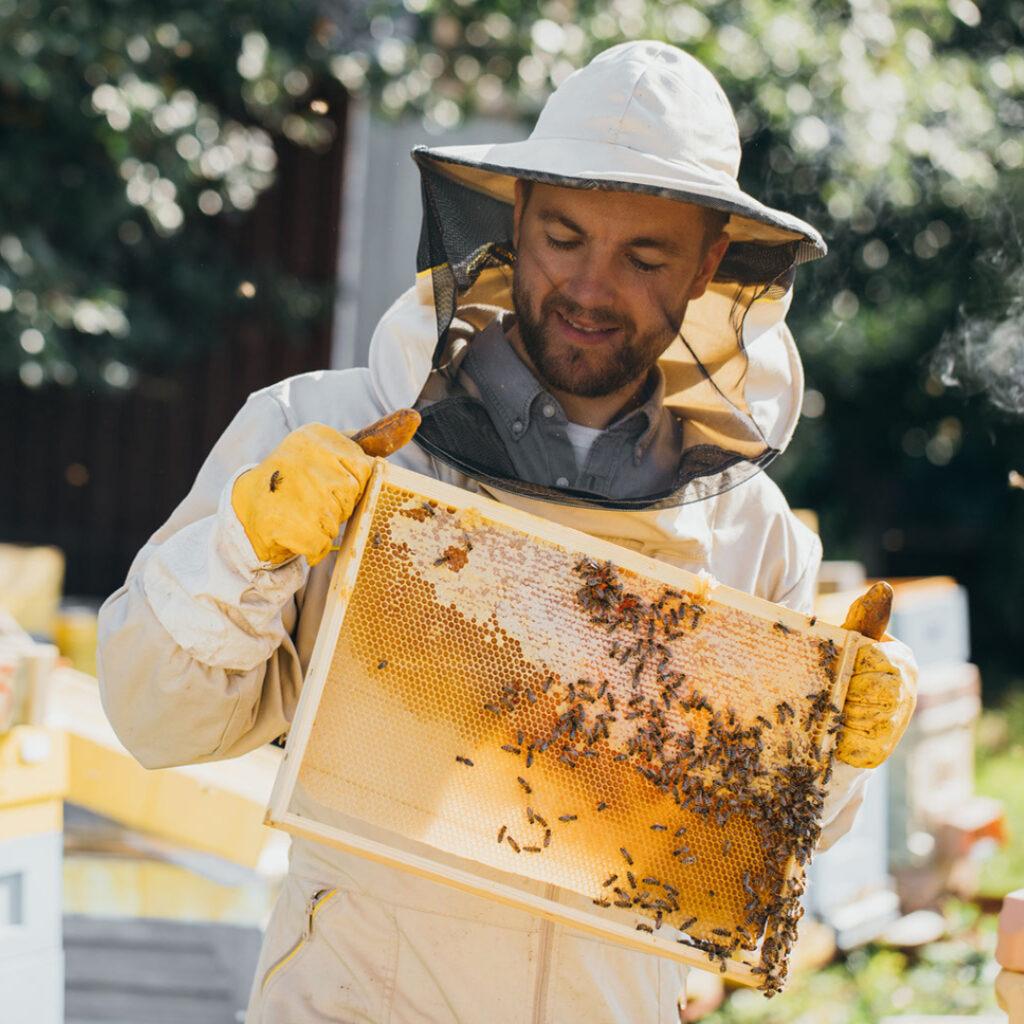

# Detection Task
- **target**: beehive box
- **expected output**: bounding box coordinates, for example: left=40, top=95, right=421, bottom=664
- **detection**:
left=266, top=462, right=864, bottom=994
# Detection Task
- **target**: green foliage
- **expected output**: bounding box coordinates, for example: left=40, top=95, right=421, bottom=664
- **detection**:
left=0, top=0, right=339, bottom=387
left=5, top=0, right=1023, bottom=387
left=703, top=902, right=1000, bottom=1023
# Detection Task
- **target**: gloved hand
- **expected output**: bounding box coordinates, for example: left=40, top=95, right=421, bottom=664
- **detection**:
left=231, top=423, right=374, bottom=568
left=835, top=582, right=919, bottom=769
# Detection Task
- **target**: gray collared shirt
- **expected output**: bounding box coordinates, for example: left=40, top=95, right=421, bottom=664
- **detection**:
left=455, top=315, right=683, bottom=499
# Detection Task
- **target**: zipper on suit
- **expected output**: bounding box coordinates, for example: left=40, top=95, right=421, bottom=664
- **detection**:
left=530, top=884, right=558, bottom=1024
left=261, top=887, right=339, bottom=993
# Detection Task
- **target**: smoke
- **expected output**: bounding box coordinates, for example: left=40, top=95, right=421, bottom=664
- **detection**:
left=930, top=217, right=1024, bottom=418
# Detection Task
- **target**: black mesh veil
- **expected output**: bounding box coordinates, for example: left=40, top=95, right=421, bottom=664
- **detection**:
left=410, top=152, right=815, bottom=512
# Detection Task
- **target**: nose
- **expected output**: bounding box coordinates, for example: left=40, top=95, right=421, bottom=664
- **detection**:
left=562, top=248, right=619, bottom=315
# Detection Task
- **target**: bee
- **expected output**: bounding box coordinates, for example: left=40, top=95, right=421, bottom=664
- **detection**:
left=712, top=928, right=732, bottom=937
left=636, top=923, right=654, bottom=934
left=484, top=703, right=502, bottom=716
left=558, top=813, right=577, bottom=823
left=542, top=676, right=554, bottom=694
left=501, top=745, right=521, bottom=755
left=526, top=807, right=535, bottom=824
left=543, top=829, right=552, bottom=848
left=420, top=501, right=435, bottom=517
left=269, top=470, right=282, bottom=492
left=455, top=755, right=473, bottom=766
left=377, top=659, right=388, bottom=670
left=627, top=871, right=637, bottom=889
left=755, top=715, right=773, bottom=730
left=525, top=747, right=535, bottom=769
left=808, top=615, right=817, bottom=626
left=525, top=688, right=537, bottom=705
left=507, top=836, right=521, bottom=853
left=674, top=826, right=687, bottom=837
left=620, top=847, right=634, bottom=866
left=523, top=845, right=541, bottom=853
left=534, top=813, right=548, bottom=828
left=592, top=897, right=611, bottom=907
left=642, top=877, right=659, bottom=886
left=497, top=825, right=507, bottom=844
left=614, top=898, right=632, bottom=909
left=371, top=531, right=382, bottom=548
left=602, top=874, right=618, bottom=888
left=516, top=729, right=524, bottom=746
left=517, top=777, right=532, bottom=794
left=596, top=801, right=608, bottom=812
left=773, top=621, right=792, bottom=636
left=679, top=916, right=698, bottom=931
left=722, top=840, right=732, bottom=858
left=649, top=823, right=667, bottom=831
left=433, top=553, right=450, bottom=566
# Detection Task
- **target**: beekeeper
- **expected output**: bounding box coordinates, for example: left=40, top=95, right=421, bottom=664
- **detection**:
left=98, top=40, right=917, bottom=1023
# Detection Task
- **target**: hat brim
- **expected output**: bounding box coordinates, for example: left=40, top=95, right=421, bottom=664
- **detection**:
left=413, top=140, right=826, bottom=264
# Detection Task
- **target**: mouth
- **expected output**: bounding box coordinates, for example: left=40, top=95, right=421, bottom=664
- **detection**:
left=554, top=310, right=621, bottom=345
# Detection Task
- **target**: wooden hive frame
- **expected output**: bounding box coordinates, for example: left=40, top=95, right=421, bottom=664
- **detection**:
left=266, top=460, right=864, bottom=992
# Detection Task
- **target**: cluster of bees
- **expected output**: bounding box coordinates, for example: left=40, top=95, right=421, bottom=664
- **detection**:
left=453, top=554, right=844, bottom=996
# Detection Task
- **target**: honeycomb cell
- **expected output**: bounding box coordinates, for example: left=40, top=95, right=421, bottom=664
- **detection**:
left=288, top=476, right=853, bottom=992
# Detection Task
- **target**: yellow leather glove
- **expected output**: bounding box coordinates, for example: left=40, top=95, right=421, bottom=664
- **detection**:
left=231, top=423, right=374, bottom=568
left=835, top=582, right=919, bottom=769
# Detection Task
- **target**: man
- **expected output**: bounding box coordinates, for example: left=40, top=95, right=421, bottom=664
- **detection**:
left=98, top=41, right=916, bottom=1022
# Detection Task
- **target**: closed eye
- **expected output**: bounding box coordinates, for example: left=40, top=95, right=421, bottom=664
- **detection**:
left=628, top=255, right=663, bottom=274
left=545, top=234, right=580, bottom=251
left=546, top=233, right=663, bottom=273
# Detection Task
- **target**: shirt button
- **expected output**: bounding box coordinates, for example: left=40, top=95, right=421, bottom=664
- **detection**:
left=542, top=404, right=556, bottom=418
left=512, top=420, right=524, bottom=435
left=556, top=476, right=570, bottom=487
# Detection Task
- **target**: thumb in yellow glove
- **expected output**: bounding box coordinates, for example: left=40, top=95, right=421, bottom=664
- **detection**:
left=231, top=423, right=374, bottom=568
left=835, top=583, right=918, bottom=769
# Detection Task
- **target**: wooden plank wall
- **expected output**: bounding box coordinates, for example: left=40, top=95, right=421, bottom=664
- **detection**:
left=0, top=95, right=348, bottom=601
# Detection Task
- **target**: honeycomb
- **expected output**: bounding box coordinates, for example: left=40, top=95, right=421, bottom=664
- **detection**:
left=286, top=466, right=856, bottom=991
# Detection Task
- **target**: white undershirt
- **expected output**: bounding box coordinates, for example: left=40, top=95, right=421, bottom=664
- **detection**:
left=565, top=421, right=603, bottom=470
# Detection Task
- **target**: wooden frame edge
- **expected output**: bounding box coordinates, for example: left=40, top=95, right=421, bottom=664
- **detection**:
left=266, top=460, right=386, bottom=824
left=264, top=807, right=760, bottom=988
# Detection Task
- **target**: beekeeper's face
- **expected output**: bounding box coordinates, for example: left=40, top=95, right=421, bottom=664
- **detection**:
left=512, top=181, right=728, bottom=398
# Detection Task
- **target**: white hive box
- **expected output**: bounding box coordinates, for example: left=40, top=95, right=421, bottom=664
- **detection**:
left=267, top=462, right=868, bottom=994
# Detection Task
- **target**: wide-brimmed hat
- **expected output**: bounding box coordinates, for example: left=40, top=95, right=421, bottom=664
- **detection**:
left=413, top=40, right=827, bottom=281
left=404, top=41, right=823, bottom=512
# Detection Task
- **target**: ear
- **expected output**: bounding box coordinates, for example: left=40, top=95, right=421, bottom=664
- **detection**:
left=687, top=233, right=730, bottom=301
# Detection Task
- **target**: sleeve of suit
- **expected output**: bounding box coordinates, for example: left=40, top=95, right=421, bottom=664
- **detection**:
left=97, top=389, right=311, bottom=769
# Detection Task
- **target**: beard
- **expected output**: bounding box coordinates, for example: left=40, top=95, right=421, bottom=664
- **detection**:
left=511, top=273, right=680, bottom=398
